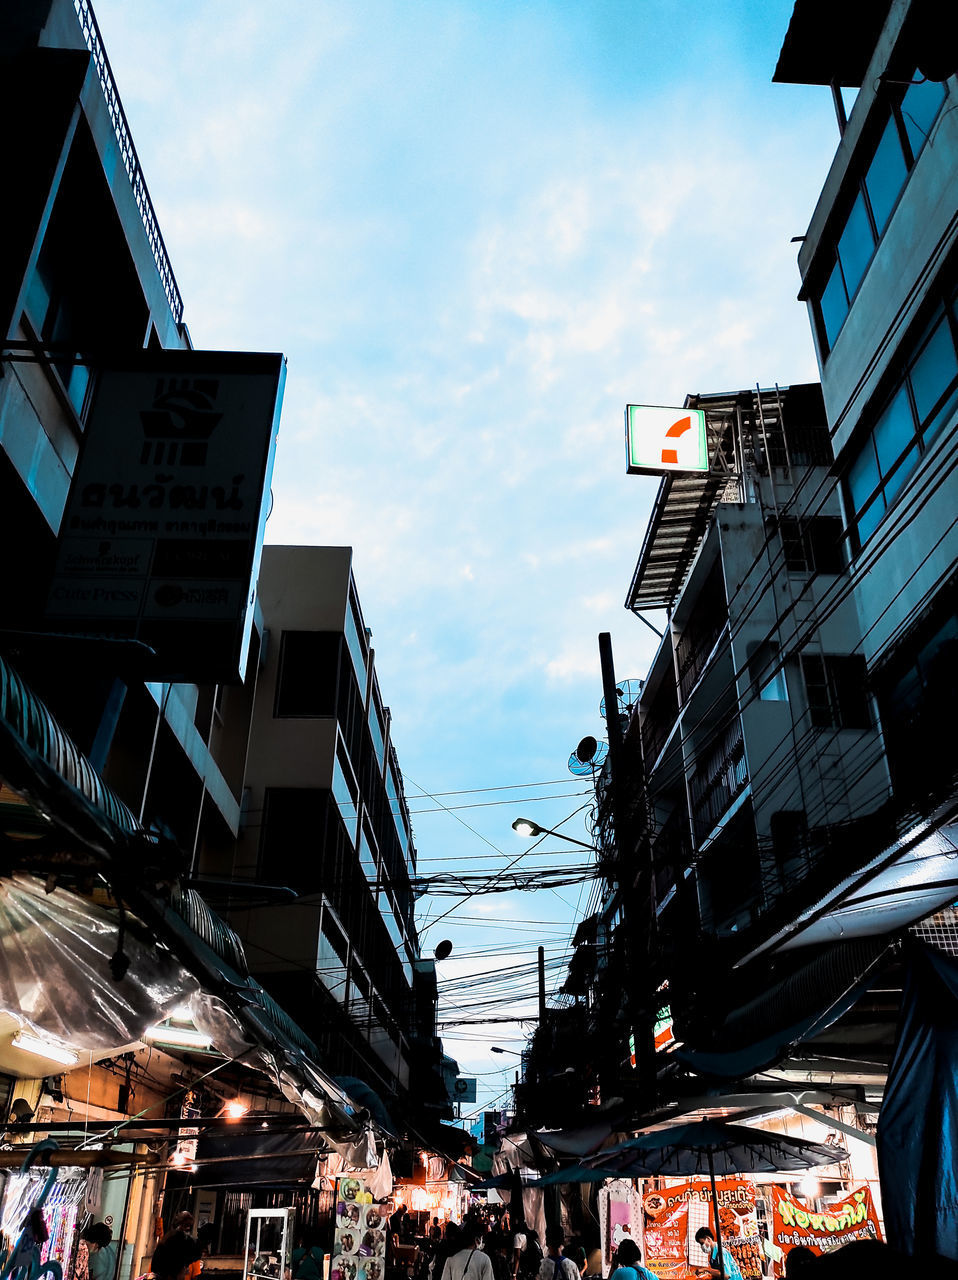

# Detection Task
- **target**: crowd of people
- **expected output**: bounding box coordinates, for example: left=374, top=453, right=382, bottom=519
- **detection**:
left=400, top=1208, right=596, bottom=1280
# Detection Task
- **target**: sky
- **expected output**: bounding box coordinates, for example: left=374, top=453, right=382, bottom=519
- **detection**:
left=92, top=0, right=839, bottom=1121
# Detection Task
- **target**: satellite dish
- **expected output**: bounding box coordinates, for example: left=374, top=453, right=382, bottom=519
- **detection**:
left=599, top=678, right=644, bottom=719
left=568, top=738, right=609, bottom=777
left=434, top=939, right=453, bottom=961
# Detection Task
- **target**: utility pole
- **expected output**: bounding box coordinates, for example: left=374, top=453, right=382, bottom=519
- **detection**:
left=598, top=632, right=656, bottom=1107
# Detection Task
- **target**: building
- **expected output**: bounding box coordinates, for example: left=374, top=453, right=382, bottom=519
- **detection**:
left=220, top=545, right=447, bottom=1123
left=0, top=3, right=450, bottom=1274
left=540, top=0, right=958, bottom=1184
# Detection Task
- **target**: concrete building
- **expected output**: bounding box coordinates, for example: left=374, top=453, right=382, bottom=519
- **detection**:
left=0, top=3, right=448, bottom=1272
left=778, top=0, right=958, bottom=863
left=222, top=545, right=444, bottom=1115
left=547, top=0, right=958, bottom=1140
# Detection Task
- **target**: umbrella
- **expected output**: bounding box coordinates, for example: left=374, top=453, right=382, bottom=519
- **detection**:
left=531, top=1165, right=612, bottom=1186
left=586, top=1119, right=847, bottom=1280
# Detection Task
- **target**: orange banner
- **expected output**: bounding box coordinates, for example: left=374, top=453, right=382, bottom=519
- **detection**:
left=643, top=1179, right=762, bottom=1280
left=769, top=1185, right=882, bottom=1259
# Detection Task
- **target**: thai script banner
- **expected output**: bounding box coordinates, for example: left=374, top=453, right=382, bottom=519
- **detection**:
left=643, top=1179, right=762, bottom=1280
left=769, top=1185, right=882, bottom=1257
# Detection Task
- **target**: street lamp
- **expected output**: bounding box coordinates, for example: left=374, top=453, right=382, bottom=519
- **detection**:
left=490, top=1046, right=522, bottom=1056
left=511, top=817, right=594, bottom=850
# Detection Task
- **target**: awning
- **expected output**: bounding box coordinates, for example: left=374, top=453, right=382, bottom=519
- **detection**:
left=0, top=650, right=361, bottom=1134
left=191, top=1128, right=320, bottom=1188
left=774, top=0, right=894, bottom=87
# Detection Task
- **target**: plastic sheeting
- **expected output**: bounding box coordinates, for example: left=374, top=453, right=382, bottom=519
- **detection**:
left=0, top=875, right=196, bottom=1050
left=876, top=941, right=958, bottom=1261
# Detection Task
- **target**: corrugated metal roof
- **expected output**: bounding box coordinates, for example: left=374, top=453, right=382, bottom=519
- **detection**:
left=625, top=471, right=733, bottom=613
left=774, top=0, right=893, bottom=87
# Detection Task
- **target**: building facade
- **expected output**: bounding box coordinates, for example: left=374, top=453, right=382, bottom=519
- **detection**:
left=545, top=0, right=958, bottom=1137
left=222, top=545, right=444, bottom=1118
left=0, top=4, right=448, bottom=1276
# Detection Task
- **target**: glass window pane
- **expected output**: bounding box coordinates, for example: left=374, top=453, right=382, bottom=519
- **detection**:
left=873, top=384, right=916, bottom=474
left=901, top=77, right=946, bottom=159
left=837, top=191, right=876, bottom=299
left=856, top=494, right=886, bottom=546
left=865, top=116, right=909, bottom=234
left=819, top=260, right=849, bottom=349
left=882, top=443, right=920, bottom=507
left=847, top=436, right=881, bottom=513
left=910, top=315, right=958, bottom=426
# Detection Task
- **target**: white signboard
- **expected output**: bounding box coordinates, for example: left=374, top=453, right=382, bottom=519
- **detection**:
left=47, top=350, right=285, bottom=683
left=625, top=404, right=708, bottom=475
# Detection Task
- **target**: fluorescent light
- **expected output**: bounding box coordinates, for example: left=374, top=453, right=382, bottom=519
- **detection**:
left=12, top=1033, right=78, bottom=1066
left=169, top=1004, right=194, bottom=1023
left=144, top=1024, right=212, bottom=1050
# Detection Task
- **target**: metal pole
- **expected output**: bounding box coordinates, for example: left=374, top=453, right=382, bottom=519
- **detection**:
left=538, top=945, right=546, bottom=1024
left=707, top=1149, right=726, bottom=1280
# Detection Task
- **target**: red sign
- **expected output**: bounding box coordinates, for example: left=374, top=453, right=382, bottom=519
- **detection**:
left=643, top=1179, right=762, bottom=1280
left=770, top=1185, right=882, bottom=1259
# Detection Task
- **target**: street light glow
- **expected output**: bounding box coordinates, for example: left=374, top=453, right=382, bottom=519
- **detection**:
left=511, top=817, right=595, bottom=850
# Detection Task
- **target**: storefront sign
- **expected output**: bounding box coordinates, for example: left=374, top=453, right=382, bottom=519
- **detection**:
left=643, top=1179, right=762, bottom=1280
left=46, top=350, right=285, bottom=683
left=769, top=1185, right=882, bottom=1257
left=626, top=405, right=708, bottom=476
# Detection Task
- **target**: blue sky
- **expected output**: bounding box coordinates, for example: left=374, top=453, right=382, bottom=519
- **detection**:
left=93, top=0, right=838, bottom=1118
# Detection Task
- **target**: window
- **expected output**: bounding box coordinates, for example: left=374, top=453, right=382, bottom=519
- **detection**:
left=332, top=747, right=359, bottom=844
left=748, top=641, right=788, bottom=702
left=843, top=294, right=958, bottom=548
left=778, top=516, right=844, bottom=575
left=274, top=631, right=340, bottom=717
left=812, top=76, right=947, bottom=355
left=344, top=588, right=368, bottom=686
left=800, top=654, right=870, bottom=729
left=259, top=788, right=324, bottom=892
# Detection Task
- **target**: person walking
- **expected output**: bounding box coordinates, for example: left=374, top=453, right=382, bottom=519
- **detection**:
left=608, top=1240, right=654, bottom=1280
left=536, top=1231, right=578, bottom=1280
left=440, top=1222, right=493, bottom=1280
left=152, top=1211, right=203, bottom=1280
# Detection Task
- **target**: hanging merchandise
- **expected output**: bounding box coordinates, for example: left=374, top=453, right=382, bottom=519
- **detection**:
left=643, top=1179, right=762, bottom=1280
left=599, top=1180, right=644, bottom=1275
left=331, top=1179, right=387, bottom=1280
left=768, top=1185, right=881, bottom=1262
left=0, top=1141, right=86, bottom=1280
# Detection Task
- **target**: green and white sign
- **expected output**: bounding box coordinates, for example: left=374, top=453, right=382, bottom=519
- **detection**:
left=625, top=404, right=708, bottom=475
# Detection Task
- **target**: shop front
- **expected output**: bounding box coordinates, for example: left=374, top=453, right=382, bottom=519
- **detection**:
left=600, top=1172, right=884, bottom=1279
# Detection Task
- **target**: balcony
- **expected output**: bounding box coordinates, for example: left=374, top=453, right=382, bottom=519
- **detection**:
left=690, top=719, right=748, bottom=846
left=675, top=564, right=729, bottom=704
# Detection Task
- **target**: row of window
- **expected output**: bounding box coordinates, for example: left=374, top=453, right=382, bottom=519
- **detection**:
left=814, top=75, right=946, bottom=354
left=844, top=282, right=958, bottom=546
left=274, top=628, right=412, bottom=869
left=748, top=643, right=870, bottom=731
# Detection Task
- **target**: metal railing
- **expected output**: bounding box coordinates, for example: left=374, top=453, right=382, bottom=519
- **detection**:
left=690, top=719, right=748, bottom=844
left=72, top=0, right=184, bottom=324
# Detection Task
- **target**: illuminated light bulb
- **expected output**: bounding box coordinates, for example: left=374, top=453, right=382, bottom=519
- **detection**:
left=800, top=1173, right=820, bottom=1200
left=223, top=1098, right=249, bottom=1120
left=11, top=1033, right=78, bottom=1066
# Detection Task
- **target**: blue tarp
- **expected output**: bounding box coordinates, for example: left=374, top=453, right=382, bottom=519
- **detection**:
left=877, top=941, right=958, bottom=1260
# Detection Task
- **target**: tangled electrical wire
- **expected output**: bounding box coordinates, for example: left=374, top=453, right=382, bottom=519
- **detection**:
left=411, top=861, right=599, bottom=896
